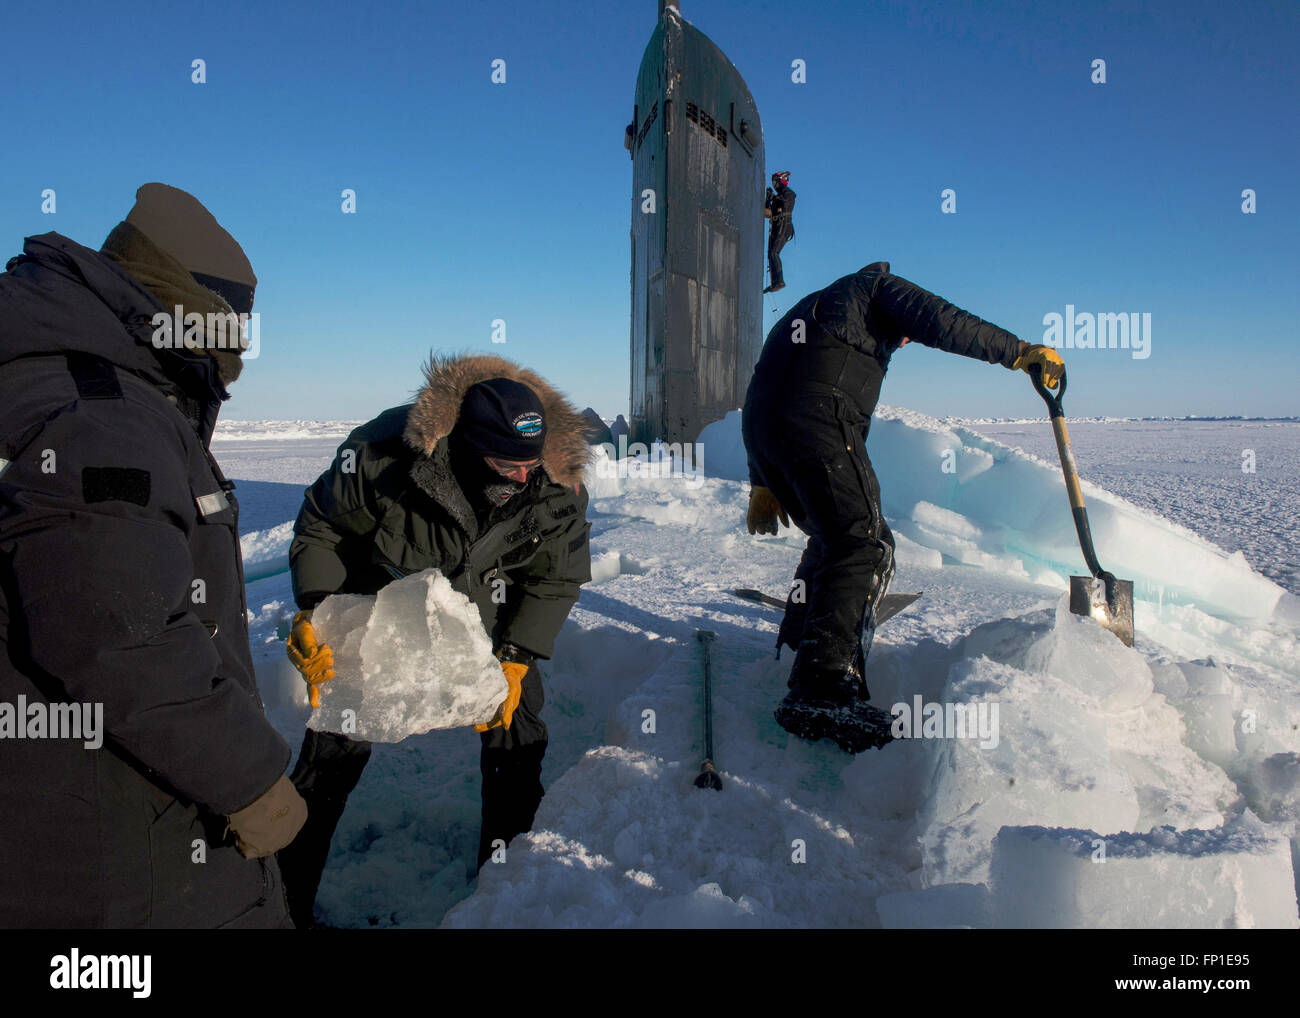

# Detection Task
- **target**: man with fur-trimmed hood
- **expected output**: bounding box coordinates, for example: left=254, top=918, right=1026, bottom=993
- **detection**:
left=278, top=353, right=592, bottom=927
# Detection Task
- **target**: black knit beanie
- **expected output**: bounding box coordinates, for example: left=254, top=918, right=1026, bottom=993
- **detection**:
left=457, top=378, right=547, bottom=460
left=118, top=182, right=257, bottom=313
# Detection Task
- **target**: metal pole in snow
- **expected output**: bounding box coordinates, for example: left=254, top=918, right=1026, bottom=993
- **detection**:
left=694, top=629, right=722, bottom=790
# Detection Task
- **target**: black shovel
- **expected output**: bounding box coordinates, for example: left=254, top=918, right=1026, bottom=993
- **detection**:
left=1031, top=365, right=1135, bottom=646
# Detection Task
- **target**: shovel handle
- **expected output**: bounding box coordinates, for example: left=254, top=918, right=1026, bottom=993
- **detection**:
left=1029, top=369, right=1131, bottom=643
left=1030, top=363, right=1067, bottom=418
left=1030, top=366, right=1084, bottom=509
left=1029, top=366, right=1109, bottom=582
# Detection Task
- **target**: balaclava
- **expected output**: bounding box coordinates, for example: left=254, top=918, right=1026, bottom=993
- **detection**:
left=451, top=377, right=548, bottom=508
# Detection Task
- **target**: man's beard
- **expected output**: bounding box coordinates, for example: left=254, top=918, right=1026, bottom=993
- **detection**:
left=449, top=429, right=531, bottom=511
left=483, top=478, right=526, bottom=506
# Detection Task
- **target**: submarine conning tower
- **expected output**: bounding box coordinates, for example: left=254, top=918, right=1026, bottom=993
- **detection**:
left=627, top=0, right=765, bottom=446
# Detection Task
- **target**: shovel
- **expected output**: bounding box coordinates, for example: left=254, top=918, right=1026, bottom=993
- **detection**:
left=1030, top=365, right=1135, bottom=646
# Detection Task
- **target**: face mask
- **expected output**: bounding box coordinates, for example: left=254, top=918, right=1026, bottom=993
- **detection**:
left=480, top=454, right=539, bottom=505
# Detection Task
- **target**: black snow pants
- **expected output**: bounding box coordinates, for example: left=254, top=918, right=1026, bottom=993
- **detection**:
left=742, top=385, right=895, bottom=685
left=477, top=662, right=548, bottom=870
left=767, top=231, right=790, bottom=289
left=276, top=662, right=547, bottom=927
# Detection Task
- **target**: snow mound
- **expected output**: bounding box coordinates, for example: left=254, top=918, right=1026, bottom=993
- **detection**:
left=308, top=569, right=507, bottom=741
left=869, top=407, right=1286, bottom=622
left=697, top=410, right=750, bottom=482
left=694, top=406, right=1286, bottom=624
left=444, top=583, right=1295, bottom=928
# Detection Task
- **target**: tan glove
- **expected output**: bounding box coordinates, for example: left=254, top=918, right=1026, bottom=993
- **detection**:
left=1013, top=344, right=1065, bottom=389
left=227, top=775, right=308, bottom=858
left=475, top=660, right=529, bottom=733
left=286, top=609, right=334, bottom=709
left=747, top=485, right=789, bottom=535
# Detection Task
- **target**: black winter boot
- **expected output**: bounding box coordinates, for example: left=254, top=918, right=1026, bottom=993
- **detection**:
left=775, top=630, right=893, bottom=753
left=774, top=667, right=894, bottom=753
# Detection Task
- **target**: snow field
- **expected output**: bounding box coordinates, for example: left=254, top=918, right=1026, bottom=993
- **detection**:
left=212, top=419, right=363, bottom=443
left=229, top=411, right=1299, bottom=927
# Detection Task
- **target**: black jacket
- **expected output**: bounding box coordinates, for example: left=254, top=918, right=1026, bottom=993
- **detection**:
left=290, top=354, right=592, bottom=661
left=0, top=234, right=290, bottom=928
left=766, top=185, right=796, bottom=241
left=744, top=262, right=1026, bottom=483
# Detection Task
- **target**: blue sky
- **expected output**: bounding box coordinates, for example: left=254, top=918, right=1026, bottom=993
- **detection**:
left=2, top=0, right=1296, bottom=420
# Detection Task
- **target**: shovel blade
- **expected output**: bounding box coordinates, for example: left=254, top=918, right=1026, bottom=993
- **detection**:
left=1069, top=575, right=1135, bottom=647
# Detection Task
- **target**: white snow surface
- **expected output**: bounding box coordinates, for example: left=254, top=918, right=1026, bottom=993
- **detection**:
left=306, top=570, right=507, bottom=742
left=213, top=419, right=363, bottom=442
left=225, top=410, right=1300, bottom=928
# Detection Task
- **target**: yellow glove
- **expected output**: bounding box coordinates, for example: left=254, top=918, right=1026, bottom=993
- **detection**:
left=1013, top=344, right=1065, bottom=389
left=747, top=485, right=789, bottom=535
left=475, top=660, right=529, bottom=733
left=285, top=610, right=334, bottom=709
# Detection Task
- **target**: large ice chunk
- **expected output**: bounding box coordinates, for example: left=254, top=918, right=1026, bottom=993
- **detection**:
left=918, top=651, right=1141, bottom=886
left=989, top=816, right=1299, bottom=928
left=307, top=569, right=507, bottom=742
left=918, top=597, right=1236, bottom=886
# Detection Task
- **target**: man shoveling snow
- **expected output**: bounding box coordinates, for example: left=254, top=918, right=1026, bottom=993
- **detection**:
left=742, top=261, right=1065, bottom=753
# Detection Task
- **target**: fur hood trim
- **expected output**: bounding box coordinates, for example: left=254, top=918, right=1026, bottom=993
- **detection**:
left=403, top=352, right=590, bottom=488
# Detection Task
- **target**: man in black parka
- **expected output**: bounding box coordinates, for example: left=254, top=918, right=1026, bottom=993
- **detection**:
left=0, top=184, right=306, bottom=928
left=743, top=261, right=1064, bottom=752
left=763, top=171, right=796, bottom=294
left=278, top=353, right=592, bottom=927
